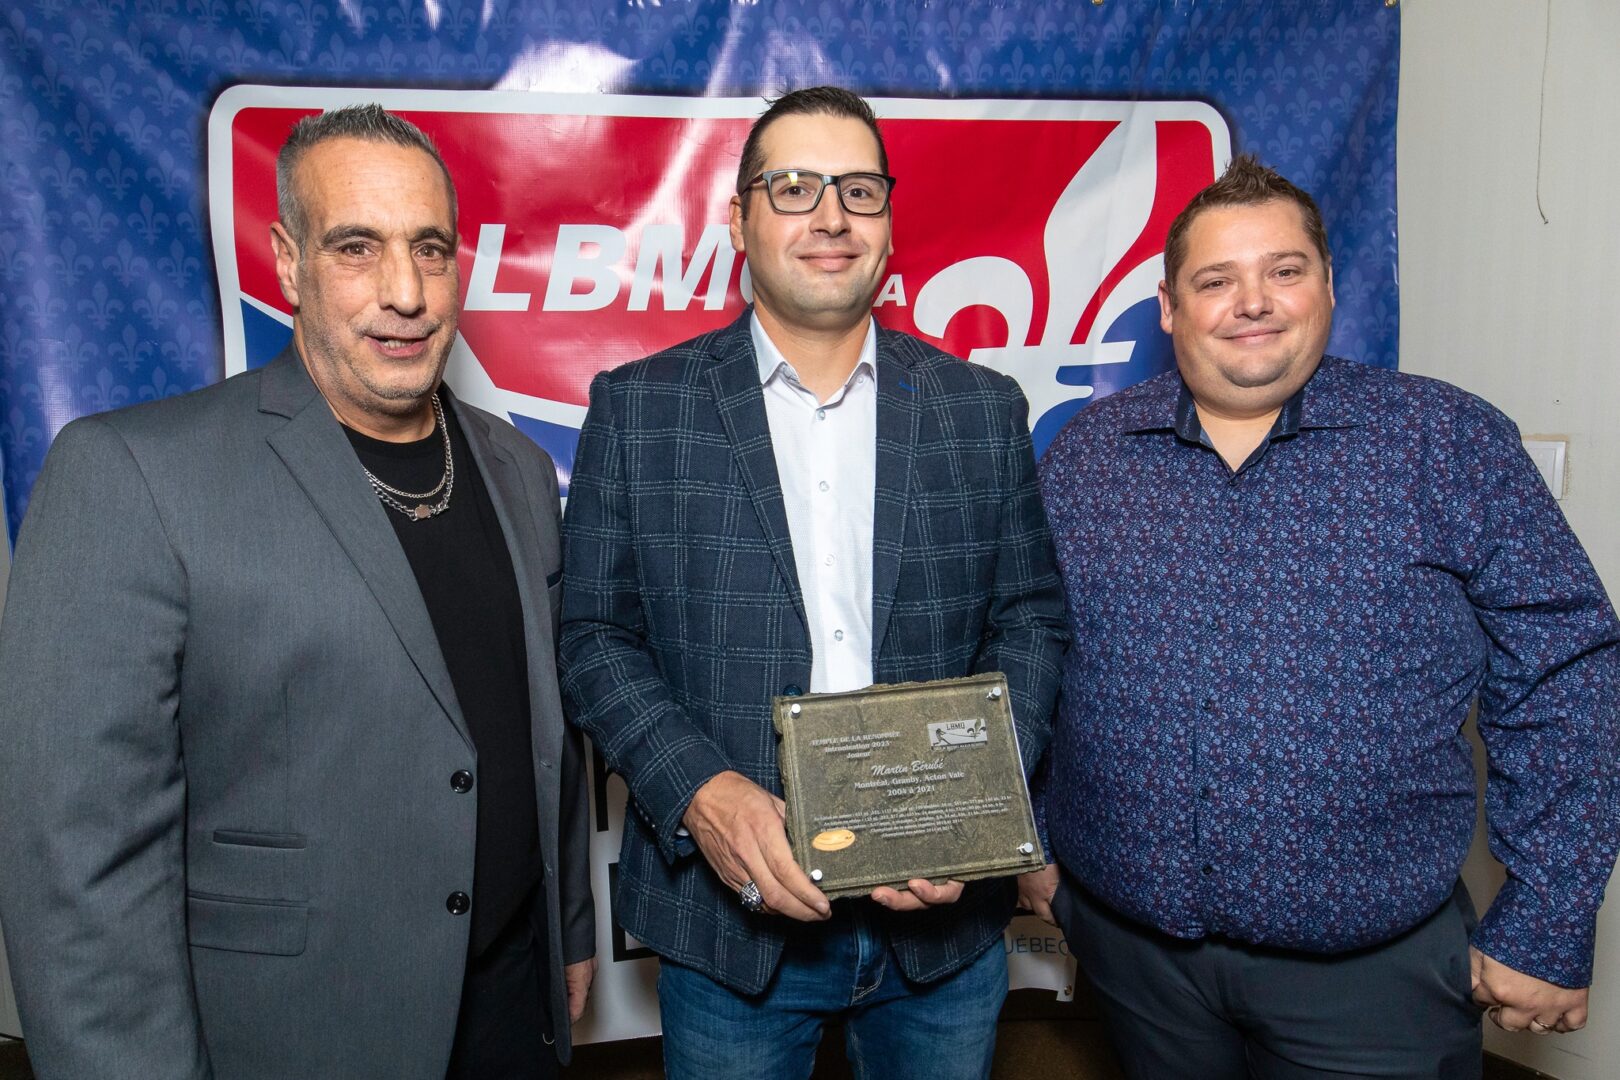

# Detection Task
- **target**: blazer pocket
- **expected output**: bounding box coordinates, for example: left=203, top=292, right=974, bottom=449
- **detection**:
left=912, top=488, right=998, bottom=549
left=187, top=892, right=308, bottom=956
left=212, top=829, right=306, bottom=849
left=189, top=830, right=310, bottom=955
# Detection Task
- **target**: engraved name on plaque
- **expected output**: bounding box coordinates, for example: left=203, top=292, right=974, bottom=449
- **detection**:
left=773, top=673, right=1044, bottom=899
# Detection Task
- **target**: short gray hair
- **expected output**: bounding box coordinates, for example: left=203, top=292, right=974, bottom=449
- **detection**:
left=275, top=104, right=458, bottom=245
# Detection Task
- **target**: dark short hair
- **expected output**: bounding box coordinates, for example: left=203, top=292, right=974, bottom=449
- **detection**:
left=1162, top=154, right=1330, bottom=293
left=735, top=86, right=889, bottom=209
left=276, top=104, right=457, bottom=245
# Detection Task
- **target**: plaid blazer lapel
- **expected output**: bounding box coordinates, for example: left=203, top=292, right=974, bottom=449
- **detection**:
left=704, top=318, right=808, bottom=630
left=870, top=331, right=920, bottom=659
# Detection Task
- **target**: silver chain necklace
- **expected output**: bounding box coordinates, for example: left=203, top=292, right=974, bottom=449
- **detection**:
left=361, top=393, right=454, bottom=521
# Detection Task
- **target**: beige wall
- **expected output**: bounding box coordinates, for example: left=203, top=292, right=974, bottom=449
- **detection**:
left=1400, top=1, right=1620, bottom=1076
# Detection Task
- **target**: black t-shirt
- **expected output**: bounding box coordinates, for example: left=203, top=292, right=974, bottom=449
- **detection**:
left=343, top=398, right=542, bottom=957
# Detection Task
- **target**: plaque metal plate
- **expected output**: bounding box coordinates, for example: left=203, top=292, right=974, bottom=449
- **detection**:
left=773, top=673, right=1043, bottom=899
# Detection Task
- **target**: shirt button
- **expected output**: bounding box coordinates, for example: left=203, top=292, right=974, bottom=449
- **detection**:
left=450, top=770, right=474, bottom=793
left=834, top=629, right=844, bottom=641
left=782, top=684, right=804, bottom=697
left=817, top=408, right=827, bottom=420
left=1199, top=785, right=1213, bottom=799
left=1201, top=864, right=1215, bottom=876
left=824, top=555, right=834, bottom=566
left=819, top=480, right=830, bottom=492
left=1202, top=698, right=1216, bottom=711
left=446, top=891, right=471, bottom=915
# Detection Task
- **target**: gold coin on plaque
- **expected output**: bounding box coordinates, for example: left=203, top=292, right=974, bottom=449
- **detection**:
left=812, top=828, right=856, bottom=852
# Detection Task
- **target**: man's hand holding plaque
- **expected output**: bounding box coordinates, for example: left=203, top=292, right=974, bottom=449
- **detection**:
left=683, top=771, right=969, bottom=915
left=870, top=877, right=966, bottom=911
left=683, top=770, right=831, bottom=920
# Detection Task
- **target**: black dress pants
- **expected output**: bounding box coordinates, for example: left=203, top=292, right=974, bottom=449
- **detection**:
left=445, top=896, right=557, bottom=1080
left=1054, top=866, right=1483, bottom=1079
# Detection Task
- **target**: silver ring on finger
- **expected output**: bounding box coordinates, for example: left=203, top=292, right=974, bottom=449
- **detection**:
left=1528, top=1018, right=1555, bottom=1035
left=1486, top=1005, right=1506, bottom=1030
left=739, top=879, right=765, bottom=913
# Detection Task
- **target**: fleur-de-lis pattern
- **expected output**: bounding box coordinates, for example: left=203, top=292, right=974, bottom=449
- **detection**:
left=0, top=0, right=1400, bottom=539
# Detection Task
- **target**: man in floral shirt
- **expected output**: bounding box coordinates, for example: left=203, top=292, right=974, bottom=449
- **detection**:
left=1029, top=156, right=1619, bottom=1078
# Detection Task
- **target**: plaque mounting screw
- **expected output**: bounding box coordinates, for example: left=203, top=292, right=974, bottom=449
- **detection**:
left=790, top=703, right=802, bottom=716
left=988, top=686, right=1003, bottom=700
left=810, top=869, right=823, bottom=882
left=1018, top=842, right=1035, bottom=855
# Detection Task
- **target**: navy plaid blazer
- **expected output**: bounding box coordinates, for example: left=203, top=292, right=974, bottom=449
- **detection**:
left=559, top=310, right=1067, bottom=994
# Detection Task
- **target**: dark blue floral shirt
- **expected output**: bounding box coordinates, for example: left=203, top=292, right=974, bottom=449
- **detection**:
left=1038, top=356, right=1620, bottom=987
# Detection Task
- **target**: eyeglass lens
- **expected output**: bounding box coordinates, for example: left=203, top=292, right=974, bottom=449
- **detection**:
left=766, top=171, right=891, bottom=215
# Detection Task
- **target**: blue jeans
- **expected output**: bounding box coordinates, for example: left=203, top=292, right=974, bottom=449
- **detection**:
left=658, top=903, right=1007, bottom=1080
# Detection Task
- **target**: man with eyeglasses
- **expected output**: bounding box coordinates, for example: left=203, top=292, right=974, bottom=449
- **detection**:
left=560, top=86, right=1067, bottom=1079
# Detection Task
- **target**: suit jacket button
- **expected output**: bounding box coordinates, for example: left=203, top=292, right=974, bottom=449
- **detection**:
left=446, top=891, right=471, bottom=915
left=451, top=770, right=474, bottom=793
left=782, top=684, right=803, bottom=697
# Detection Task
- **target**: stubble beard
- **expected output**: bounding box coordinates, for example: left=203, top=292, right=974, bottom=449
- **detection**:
left=300, top=313, right=451, bottom=420
left=769, top=270, right=877, bottom=331
left=1221, top=355, right=1296, bottom=389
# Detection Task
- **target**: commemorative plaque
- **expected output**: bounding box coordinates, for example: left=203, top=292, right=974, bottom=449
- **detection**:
left=772, top=673, right=1044, bottom=899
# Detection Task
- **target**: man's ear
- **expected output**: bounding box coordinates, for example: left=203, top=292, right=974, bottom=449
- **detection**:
left=1158, top=279, right=1176, bottom=335
left=729, top=193, right=747, bottom=255
left=270, top=222, right=301, bottom=309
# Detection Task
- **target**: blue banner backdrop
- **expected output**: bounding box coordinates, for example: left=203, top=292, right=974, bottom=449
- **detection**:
left=0, top=0, right=1400, bottom=540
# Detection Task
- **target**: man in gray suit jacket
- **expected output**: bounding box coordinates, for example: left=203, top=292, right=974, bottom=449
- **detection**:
left=0, top=105, right=593, bottom=1079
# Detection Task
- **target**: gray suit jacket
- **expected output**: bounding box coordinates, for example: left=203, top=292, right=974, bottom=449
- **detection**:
left=0, top=351, right=594, bottom=1079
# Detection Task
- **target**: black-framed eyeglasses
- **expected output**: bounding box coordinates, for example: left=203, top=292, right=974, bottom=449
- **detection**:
left=743, top=169, right=897, bottom=216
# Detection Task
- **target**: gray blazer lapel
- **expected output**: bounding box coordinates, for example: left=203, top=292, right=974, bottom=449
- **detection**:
left=705, top=318, right=807, bottom=628
left=451, top=393, right=562, bottom=769
left=258, top=352, right=473, bottom=750
left=870, top=334, right=920, bottom=659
